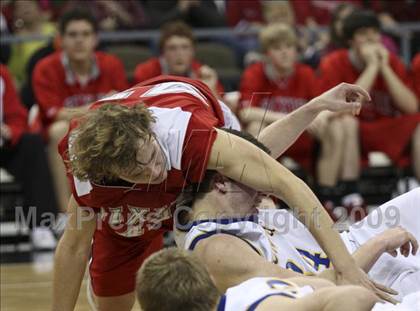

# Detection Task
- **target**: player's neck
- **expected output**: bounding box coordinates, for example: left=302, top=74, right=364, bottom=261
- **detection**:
left=69, top=57, right=93, bottom=76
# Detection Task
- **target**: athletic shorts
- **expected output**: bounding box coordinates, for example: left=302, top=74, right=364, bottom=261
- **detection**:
left=89, top=227, right=165, bottom=297
left=281, top=132, right=315, bottom=171
left=360, top=114, right=420, bottom=167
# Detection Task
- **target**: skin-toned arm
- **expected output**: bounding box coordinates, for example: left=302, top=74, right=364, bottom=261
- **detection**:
left=355, top=44, right=381, bottom=92
left=193, top=234, right=301, bottom=292
left=258, top=83, right=366, bottom=158
left=259, top=285, right=379, bottom=311
left=51, top=195, right=97, bottom=311
left=207, top=127, right=395, bottom=303
left=239, top=106, right=286, bottom=125
left=55, top=106, right=91, bottom=122
left=377, top=46, right=418, bottom=114
left=352, top=226, right=418, bottom=273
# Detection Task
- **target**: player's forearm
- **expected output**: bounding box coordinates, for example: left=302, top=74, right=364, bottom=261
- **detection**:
left=274, top=176, right=356, bottom=273
left=259, top=101, right=321, bottom=159
left=52, top=239, right=90, bottom=311
left=381, top=65, right=418, bottom=114
left=239, top=107, right=286, bottom=124
left=56, top=106, right=90, bottom=122
left=352, top=238, right=385, bottom=273
left=355, top=64, right=379, bottom=92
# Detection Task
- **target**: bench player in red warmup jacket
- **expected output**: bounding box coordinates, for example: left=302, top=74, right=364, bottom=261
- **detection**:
left=52, top=75, right=393, bottom=310
left=319, top=10, right=420, bottom=183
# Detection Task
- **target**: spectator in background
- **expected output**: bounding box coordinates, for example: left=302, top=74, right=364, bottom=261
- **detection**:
left=0, top=64, right=59, bottom=250
left=239, top=23, right=354, bottom=194
left=327, top=3, right=398, bottom=55
left=142, top=0, right=225, bottom=29
left=33, top=9, right=128, bottom=213
left=319, top=10, right=420, bottom=192
left=134, top=21, right=224, bottom=98
left=7, top=0, right=55, bottom=87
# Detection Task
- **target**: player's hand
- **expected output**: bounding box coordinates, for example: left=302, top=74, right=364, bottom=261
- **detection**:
left=339, top=267, right=399, bottom=304
left=360, top=43, right=380, bottom=66
left=311, top=82, right=371, bottom=116
left=376, top=226, right=419, bottom=257
left=376, top=44, right=390, bottom=68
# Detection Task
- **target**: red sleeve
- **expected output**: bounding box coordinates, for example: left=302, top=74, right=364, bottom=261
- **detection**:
left=238, top=63, right=265, bottom=110
left=58, top=122, right=97, bottom=209
left=389, top=53, right=414, bottom=91
left=108, top=55, right=129, bottom=91
left=411, top=54, right=420, bottom=99
left=33, top=57, right=65, bottom=126
left=133, top=58, right=161, bottom=85
left=181, top=110, right=218, bottom=183
left=1, top=65, right=28, bottom=146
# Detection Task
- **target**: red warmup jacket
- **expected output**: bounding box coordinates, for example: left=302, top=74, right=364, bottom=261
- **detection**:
left=0, top=64, right=28, bottom=146
left=319, top=49, right=414, bottom=121
left=33, top=51, right=128, bottom=128
left=411, top=53, right=420, bottom=100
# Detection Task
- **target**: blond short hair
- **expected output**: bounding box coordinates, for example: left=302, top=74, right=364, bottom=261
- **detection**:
left=137, top=248, right=219, bottom=311
left=69, top=103, right=155, bottom=183
left=259, top=23, right=297, bottom=52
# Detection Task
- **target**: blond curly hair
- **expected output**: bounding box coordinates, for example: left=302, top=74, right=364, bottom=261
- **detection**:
left=69, top=102, right=155, bottom=183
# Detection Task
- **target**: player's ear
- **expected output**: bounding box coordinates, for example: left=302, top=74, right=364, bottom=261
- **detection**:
left=213, top=175, right=229, bottom=194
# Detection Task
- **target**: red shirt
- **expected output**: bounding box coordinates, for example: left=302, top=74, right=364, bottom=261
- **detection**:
left=411, top=53, right=420, bottom=100
left=58, top=75, right=224, bottom=239
left=0, top=64, right=28, bottom=146
left=239, top=62, right=320, bottom=113
left=33, top=51, right=128, bottom=127
left=133, top=57, right=224, bottom=95
left=319, top=49, right=414, bottom=121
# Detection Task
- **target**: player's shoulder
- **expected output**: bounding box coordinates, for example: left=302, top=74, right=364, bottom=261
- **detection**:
left=412, top=53, right=420, bottom=70
left=134, top=57, right=161, bottom=81
left=244, top=61, right=265, bottom=77
left=34, top=51, right=62, bottom=74
left=294, top=63, right=316, bottom=76
left=320, top=49, right=349, bottom=67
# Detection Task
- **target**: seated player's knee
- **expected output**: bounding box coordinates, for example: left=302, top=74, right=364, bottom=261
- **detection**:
left=325, top=119, right=345, bottom=145
left=341, top=115, right=359, bottom=134
left=48, top=120, right=69, bottom=144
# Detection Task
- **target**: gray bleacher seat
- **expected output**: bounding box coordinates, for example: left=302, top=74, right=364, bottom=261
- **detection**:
left=106, top=45, right=153, bottom=81
left=195, top=42, right=241, bottom=91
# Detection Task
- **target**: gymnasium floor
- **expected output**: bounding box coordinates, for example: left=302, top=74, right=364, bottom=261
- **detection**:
left=0, top=252, right=141, bottom=311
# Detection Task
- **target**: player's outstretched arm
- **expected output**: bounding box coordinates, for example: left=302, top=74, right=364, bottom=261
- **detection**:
left=208, top=129, right=395, bottom=303
left=258, top=82, right=369, bottom=159
left=352, top=226, right=419, bottom=273
left=52, top=195, right=97, bottom=311
left=259, top=285, right=379, bottom=311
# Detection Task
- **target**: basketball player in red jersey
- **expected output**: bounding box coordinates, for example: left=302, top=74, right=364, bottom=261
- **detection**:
left=52, top=75, right=394, bottom=310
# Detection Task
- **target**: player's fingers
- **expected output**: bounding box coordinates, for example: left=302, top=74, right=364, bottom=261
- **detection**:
left=408, top=232, right=419, bottom=255
left=387, top=249, right=398, bottom=257
left=375, top=290, right=399, bottom=305
left=344, top=83, right=371, bottom=102
left=372, top=280, right=398, bottom=295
